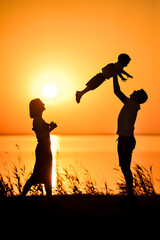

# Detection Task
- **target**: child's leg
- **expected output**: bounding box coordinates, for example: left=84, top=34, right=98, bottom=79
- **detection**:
left=76, top=86, right=91, bottom=103
left=76, top=73, right=106, bottom=103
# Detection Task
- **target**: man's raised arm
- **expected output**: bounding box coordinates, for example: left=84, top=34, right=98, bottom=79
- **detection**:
left=113, top=75, right=127, bottom=103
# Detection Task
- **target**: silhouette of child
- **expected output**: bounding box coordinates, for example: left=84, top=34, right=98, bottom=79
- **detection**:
left=76, top=53, right=133, bottom=103
left=22, top=98, right=57, bottom=196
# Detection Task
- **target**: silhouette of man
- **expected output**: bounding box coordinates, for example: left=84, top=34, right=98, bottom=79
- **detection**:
left=113, top=75, right=148, bottom=195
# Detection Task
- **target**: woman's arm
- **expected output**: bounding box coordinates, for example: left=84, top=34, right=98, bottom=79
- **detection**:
left=33, top=119, right=57, bottom=140
left=49, top=122, right=57, bottom=132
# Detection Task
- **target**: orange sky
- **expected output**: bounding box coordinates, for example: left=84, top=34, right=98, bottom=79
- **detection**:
left=0, top=0, right=159, bottom=135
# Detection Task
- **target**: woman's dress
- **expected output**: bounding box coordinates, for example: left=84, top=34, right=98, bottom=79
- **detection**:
left=32, top=120, right=52, bottom=184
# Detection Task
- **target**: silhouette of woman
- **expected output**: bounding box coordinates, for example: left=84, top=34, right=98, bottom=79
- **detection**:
left=22, top=98, right=57, bottom=196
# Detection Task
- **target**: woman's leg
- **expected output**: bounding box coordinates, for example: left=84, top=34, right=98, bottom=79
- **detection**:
left=45, top=182, right=52, bottom=196
left=21, top=176, right=34, bottom=196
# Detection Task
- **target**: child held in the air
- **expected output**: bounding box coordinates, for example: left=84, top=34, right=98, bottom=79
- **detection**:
left=76, top=53, right=133, bottom=103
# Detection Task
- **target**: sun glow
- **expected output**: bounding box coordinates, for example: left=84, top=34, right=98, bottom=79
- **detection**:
left=31, top=69, right=76, bottom=104
left=43, top=84, right=58, bottom=99
left=50, top=135, right=59, bottom=190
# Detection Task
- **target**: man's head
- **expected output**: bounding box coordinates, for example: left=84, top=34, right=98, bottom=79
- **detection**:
left=130, top=89, right=148, bottom=104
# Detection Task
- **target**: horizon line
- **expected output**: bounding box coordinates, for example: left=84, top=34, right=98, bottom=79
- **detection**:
left=0, top=133, right=160, bottom=136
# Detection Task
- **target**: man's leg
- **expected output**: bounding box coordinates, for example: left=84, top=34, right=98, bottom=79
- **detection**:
left=118, top=136, right=136, bottom=195
left=121, top=164, right=133, bottom=195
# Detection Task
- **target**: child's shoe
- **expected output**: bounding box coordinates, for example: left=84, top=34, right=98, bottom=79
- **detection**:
left=76, top=91, right=81, bottom=103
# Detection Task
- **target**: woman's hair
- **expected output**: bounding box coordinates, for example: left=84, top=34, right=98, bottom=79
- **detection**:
left=118, top=53, right=131, bottom=63
left=29, top=98, right=44, bottom=118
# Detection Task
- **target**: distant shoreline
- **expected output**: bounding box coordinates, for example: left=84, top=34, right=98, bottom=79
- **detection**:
left=0, top=133, right=160, bottom=136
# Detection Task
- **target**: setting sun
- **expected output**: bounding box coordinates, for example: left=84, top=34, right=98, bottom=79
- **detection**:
left=30, top=69, right=76, bottom=105
left=0, top=0, right=159, bottom=135
left=43, top=84, right=58, bottom=99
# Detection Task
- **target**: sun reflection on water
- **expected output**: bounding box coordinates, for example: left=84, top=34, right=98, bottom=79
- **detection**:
left=50, top=135, right=59, bottom=190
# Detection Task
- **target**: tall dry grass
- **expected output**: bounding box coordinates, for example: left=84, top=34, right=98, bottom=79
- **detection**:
left=0, top=143, right=158, bottom=196
left=117, top=164, right=156, bottom=196
left=0, top=160, right=158, bottom=196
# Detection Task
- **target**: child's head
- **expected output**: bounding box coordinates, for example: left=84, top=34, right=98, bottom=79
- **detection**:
left=130, top=89, right=148, bottom=104
left=118, top=53, right=131, bottom=67
left=29, top=98, right=45, bottom=118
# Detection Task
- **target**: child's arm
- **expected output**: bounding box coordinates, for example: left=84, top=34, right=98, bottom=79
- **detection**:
left=121, top=70, right=133, bottom=78
left=118, top=73, right=127, bottom=81
left=118, top=70, right=133, bottom=82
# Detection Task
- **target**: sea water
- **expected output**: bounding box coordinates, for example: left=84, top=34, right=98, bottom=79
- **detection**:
left=0, top=135, right=160, bottom=193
